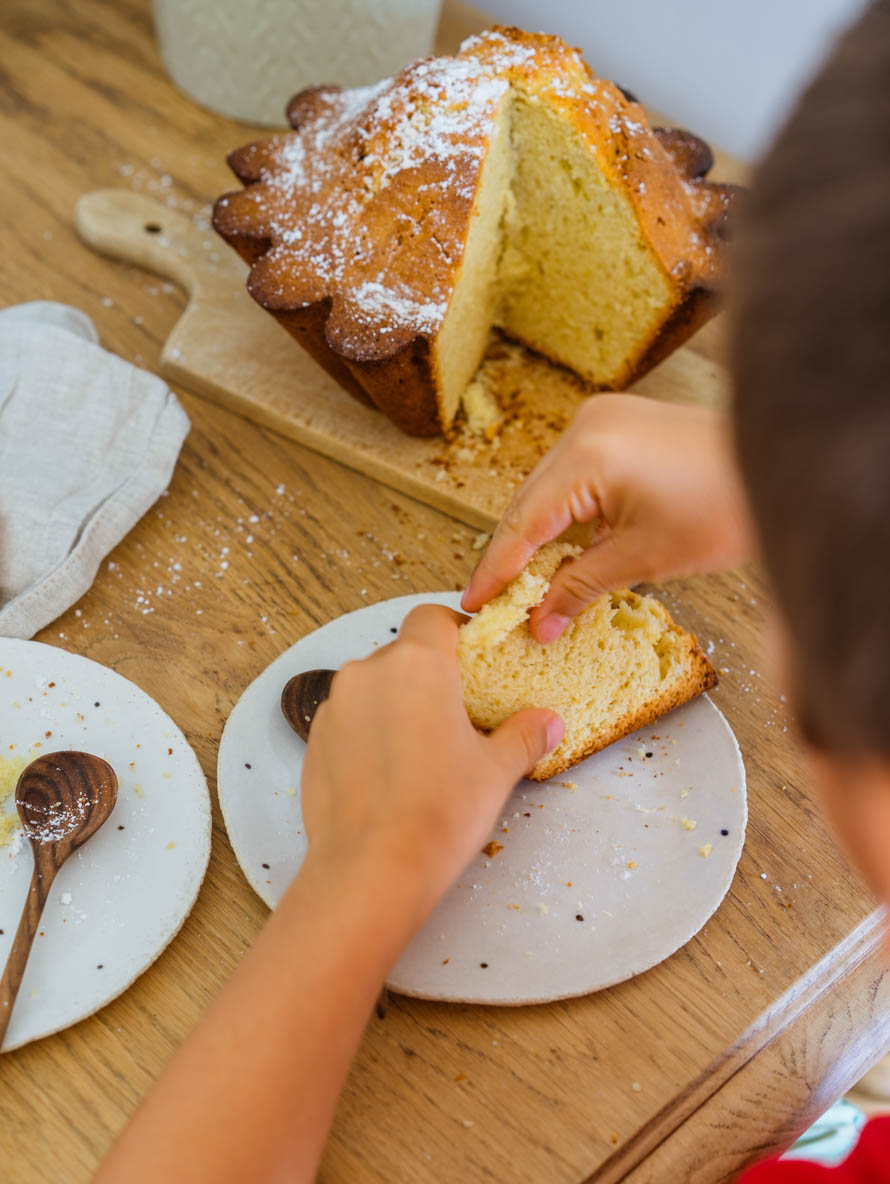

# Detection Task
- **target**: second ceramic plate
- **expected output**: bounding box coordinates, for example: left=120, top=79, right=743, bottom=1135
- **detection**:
left=0, top=639, right=211, bottom=1050
left=217, top=594, right=746, bottom=1005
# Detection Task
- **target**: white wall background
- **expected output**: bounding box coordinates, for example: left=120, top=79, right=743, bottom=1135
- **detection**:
left=473, top=0, right=869, bottom=160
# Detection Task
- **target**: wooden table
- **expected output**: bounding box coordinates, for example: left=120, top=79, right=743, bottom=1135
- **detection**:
left=2, top=2, right=889, bottom=1181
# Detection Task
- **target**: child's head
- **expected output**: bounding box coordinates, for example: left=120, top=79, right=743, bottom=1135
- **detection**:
left=731, top=0, right=890, bottom=891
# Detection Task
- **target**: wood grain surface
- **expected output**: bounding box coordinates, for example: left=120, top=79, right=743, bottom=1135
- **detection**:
left=0, top=1, right=887, bottom=1182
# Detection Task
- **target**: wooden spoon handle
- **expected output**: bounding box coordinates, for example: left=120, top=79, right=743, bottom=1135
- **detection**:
left=0, top=846, right=58, bottom=1049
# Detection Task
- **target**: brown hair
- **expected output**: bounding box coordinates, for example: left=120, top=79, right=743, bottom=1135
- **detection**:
left=731, top=0, right=890, bottom=753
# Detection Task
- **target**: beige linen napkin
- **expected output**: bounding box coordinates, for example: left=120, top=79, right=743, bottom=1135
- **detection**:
left=0, top=301, right=189, bottom=639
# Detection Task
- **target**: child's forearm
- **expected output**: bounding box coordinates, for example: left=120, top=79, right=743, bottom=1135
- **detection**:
left=94, top=852, right=420, bottom=1184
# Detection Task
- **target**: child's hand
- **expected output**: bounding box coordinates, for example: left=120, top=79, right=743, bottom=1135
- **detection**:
left=300, top=604, right=564, bottom=927
left=462, top=394, right=752, bottom=643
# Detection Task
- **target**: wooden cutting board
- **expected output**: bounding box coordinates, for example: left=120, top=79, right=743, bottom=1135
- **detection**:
left=75, top=187, right=729, bottom=532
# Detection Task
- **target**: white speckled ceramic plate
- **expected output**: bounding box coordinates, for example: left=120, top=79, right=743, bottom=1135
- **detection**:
left=0, top=639, right=211, bottom=1050
left=218, top=594, right=746, bottom=1005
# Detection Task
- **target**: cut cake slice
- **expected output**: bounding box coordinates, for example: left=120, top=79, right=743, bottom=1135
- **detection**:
left=457, top=542, right=718, bottom=781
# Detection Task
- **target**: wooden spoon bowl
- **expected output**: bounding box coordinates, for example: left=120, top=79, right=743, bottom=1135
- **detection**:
left=17, top=751, right=117, bottom=859
left=281, top=669, right=336, bottom=741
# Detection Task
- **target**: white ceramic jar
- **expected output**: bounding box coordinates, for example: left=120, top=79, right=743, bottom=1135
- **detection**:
left=153, top=0, right=443, bottom=126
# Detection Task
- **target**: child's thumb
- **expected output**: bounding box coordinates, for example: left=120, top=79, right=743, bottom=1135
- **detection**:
left=488, top=708, right=565, bottom=779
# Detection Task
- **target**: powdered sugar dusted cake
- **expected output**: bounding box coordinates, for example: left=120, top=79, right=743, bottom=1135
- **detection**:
left=213, top=27, right=739, bottom=436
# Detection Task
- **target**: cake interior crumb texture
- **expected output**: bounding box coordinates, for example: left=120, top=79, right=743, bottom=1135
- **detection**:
left=458, top=542, right=718, bottom=781
left=497, top=94, right=672, bottom=384
left=433, top=96, right=513, bottom=428
left=440, top=89, right=674, bottom=428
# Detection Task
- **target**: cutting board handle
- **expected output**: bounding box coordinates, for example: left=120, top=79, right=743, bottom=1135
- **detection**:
left=74, top=189, right=244, bottom=301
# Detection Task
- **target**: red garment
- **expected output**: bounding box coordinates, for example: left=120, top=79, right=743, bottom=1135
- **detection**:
left=739, top=1118, right=890, bottom=1181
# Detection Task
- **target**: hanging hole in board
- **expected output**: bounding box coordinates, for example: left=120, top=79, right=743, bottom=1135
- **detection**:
left=144, top=222, right=162, bottom=234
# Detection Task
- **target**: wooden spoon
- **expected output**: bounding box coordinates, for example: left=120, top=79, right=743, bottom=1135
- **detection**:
left=281, top=669, right=336, bottom=740
left=0, top=751, right=118, bottom=1047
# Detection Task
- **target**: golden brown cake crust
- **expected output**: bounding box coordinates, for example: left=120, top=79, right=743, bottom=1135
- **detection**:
left=213, top=27, right=740, bottom=436
left=528, top=631, right=718, bottom=781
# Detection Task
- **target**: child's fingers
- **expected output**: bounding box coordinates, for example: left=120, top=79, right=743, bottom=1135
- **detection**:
left=397, top=603, right=467, bottom=651
left=487, top=707, right=565, bottom=779
left=528, top=535, right=631, bottom=643
left=461, top=528, right=539, bottom=613
left=462, top=469, right=583, bottom=612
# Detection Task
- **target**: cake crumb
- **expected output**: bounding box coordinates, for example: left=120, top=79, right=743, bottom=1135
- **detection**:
left=699, top=843, right=713, bottom=858
left=681, top=817, right=697, bottom=831
left=461, top=373, right=502, bottom=437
